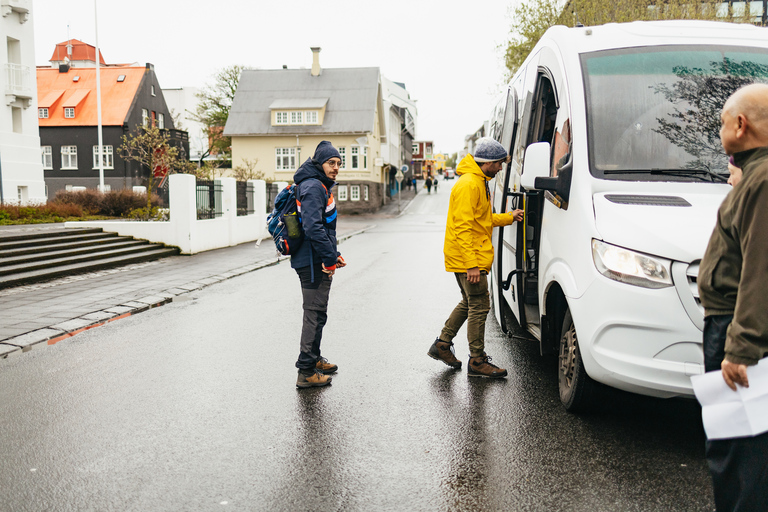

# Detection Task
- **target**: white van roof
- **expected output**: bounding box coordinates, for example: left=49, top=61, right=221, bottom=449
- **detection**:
left=541, top=20, right=768, bottom=55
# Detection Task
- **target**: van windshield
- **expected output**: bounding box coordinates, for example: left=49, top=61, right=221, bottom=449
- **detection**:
left=581, top=45, right=768, bottom=182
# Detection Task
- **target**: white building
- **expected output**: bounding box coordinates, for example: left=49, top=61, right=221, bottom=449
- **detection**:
left=380, top=77, right=417, bottom=169
left=1, top=0, right=46, bottom=204
left=162, top=86, right=208, bottom=163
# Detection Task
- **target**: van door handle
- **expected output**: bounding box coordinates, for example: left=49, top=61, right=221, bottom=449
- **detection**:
left=502, top=269, right=537, bottom=291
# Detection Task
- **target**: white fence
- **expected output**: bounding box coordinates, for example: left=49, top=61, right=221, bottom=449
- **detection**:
left=65, top=174, right=284, bottom=255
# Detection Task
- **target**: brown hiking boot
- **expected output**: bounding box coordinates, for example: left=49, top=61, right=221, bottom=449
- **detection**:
left=428, top=338, right=462, bottom=369
left=468, top=354, right=507, bottom=378
left=296, top=370, right=332, bottom=388
left=315, top=357, right=338, bottom=374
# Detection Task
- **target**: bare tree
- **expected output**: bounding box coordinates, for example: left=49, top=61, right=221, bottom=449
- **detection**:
left=120, top=125, right=196, bottom=209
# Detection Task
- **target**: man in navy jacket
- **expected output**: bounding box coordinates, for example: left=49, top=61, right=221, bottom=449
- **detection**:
left=292, top=141, right=346, bottom=388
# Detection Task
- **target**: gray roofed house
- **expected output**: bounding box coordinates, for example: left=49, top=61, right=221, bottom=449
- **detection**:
left=224, top=67, right=381, bottom=138
left=225, top=48, right=389, bottom=214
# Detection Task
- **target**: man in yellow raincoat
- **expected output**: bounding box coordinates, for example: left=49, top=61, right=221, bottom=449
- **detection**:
left=428, top=138, right=524, bottom=378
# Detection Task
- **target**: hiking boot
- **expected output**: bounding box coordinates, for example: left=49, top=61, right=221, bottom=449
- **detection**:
left=428, top=338, right=462, bottom=369
left=315, top=357, right=338, bottom=374
left=296, top=370, right=332, bottom=388
left=468, top=354, right=507, bottom=378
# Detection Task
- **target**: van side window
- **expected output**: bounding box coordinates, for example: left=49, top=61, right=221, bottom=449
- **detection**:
left=529, top=76, right=558, bottom=148
left=552, top=118, right=572, bottom=177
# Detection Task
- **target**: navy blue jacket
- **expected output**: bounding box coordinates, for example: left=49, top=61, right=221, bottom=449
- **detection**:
left=290, top=158, right=339, bottom=269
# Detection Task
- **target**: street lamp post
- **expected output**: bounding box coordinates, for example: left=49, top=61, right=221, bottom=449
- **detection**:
left=94, top=0, right=105, bottom=192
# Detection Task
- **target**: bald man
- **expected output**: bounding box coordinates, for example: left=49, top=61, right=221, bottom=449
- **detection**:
left=698, top=83, right=768, bottom=512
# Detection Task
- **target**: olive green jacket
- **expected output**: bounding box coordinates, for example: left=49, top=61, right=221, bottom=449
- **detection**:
left=699, top=147, right=768, bottom=365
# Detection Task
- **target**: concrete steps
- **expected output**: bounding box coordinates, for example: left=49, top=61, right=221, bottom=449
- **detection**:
left=0, top=227, right=180, bottom=289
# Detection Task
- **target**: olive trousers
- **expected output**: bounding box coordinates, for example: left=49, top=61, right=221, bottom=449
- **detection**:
left=439, top=272, right=490, bottom=358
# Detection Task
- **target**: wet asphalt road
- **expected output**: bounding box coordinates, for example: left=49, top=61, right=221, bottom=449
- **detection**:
left=0, top=183, right=714, bottom=511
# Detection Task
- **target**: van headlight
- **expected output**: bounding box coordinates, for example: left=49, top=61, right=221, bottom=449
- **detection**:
left=591, top=239, right=672, bottom=289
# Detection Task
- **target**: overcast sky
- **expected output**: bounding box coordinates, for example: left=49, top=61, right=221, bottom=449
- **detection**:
left=32, top=0, right=515, bottom=154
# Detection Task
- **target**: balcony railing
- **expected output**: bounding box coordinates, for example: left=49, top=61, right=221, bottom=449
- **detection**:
left=4, top=63, right=32, bottom=96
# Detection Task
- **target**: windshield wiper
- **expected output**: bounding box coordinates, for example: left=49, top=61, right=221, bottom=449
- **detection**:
left=603, top=168, right=728, bottom=183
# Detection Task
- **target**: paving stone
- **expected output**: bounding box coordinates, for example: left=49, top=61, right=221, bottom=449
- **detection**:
left=162, top=288, right=188, bottom=296
left=51, top=318, right=97, bottom=332
left=176, top=283, right=203, bottom=291
left=0, top=343, right=21, bottom=358
left=134, top=295, right=171, bottom=307
left=80, top=311, right=118, bottom=322
left=3, top=328, right=64, bottom=348
left=104, top=306, right=134, bottom=315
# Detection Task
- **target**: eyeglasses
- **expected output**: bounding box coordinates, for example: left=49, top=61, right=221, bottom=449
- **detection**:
left=326, top=160, right=341, bottom=168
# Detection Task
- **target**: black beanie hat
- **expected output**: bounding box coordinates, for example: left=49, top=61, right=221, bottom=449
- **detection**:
left=313, top=141, right=341, bottom=165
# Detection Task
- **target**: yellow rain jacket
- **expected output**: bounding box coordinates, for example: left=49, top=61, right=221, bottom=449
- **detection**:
left=444, top=154, right=517, bottom=273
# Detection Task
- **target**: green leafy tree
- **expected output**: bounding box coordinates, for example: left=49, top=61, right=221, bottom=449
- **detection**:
left=192, top=65, right=245, bottom=165
left=504, top=0, right=737, bottom=77
left=120, top=125, right=196, bottom=210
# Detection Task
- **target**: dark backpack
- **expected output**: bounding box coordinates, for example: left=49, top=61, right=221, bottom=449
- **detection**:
left=266, top=180, right=328, bottom=256
left=267, top=183, right=304, bottom=255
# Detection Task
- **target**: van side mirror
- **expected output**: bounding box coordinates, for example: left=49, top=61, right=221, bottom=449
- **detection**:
left=520, top=142, right=551, bottom=189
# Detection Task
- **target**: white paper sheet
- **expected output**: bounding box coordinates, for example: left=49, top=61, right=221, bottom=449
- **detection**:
left=691, top=358, right=768, bottom=440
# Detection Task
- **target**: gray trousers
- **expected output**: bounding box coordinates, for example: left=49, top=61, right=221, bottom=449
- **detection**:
left=295, top=265, right=332, bottom=372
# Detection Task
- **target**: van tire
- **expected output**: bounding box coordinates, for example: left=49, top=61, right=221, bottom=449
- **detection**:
left=558, top=308, right=595, bottom=413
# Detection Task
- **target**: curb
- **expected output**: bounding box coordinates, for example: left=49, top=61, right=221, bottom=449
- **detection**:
left=0, top=226, right=373, bottom=360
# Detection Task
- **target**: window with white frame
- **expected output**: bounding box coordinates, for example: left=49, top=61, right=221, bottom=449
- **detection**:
left=64, top=107, right=75, bottom=118
left=61, top=146, right=78, bottom=169
left=41, top=146, right=52, bottom=169
left=364, top=185, right=369, bottom=201
left=364, top=147, right=368, bottom=169
left=351, top=146, right=359, bottom=169
left=337, top=185, right=348, bottom=201
left=142, top=109, right=149, bottom=127
left=275, top=147, right=296, bottom=170
left=275, top=111, right=289, bottom=125
left=92, top=145, right=114, bottom=169
left=338, top=147, right=346, bottom=169
left=305, top=111, right=318, bottom=124
left=151, top=85, right=156, bottom=96
left=412, top=143, right=419, bottom=154
left=350, top=185, right=360, bottom=201
left=291, top=111, right=303, bottom=124
left=158, top=113, right=165, bottom=129
left=39, top=108, right=49, bottom=119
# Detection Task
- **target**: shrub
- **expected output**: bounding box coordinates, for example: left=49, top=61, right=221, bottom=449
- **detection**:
left=127, top=206, right=169, bottom=221
left=51, top=189, right=162, bottom=217
left=52, top=188, right=103, bottom=215
left=0, top=202, right=83, bottom=223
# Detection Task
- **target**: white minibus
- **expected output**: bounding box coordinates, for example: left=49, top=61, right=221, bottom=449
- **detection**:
left=487, top=20, right=768, bottom=411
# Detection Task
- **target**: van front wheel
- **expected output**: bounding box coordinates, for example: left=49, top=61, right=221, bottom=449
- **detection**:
left=558, top=309, right=595, bottom=412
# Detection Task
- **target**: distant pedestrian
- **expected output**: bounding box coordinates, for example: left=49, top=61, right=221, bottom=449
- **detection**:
left=291, top=141, right=347, bottom=389
left=433, top=176, right=439, bottom=193
left=428, top=138, right=523, bottom=378
left=698, top=83, right=768, bottom=511
left=425, top=175, right=433, bottom=194
left=412, top=177, right=418, bottom=194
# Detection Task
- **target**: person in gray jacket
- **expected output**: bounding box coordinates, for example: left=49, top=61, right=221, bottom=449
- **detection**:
left=698, top=83, right=768, bottom=511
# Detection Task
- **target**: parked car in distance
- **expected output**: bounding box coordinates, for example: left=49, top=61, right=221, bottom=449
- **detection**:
left=444, top=168, right=455, bottom=179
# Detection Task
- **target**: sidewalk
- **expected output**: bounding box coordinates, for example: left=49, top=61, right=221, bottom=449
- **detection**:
left=0, top=190, right=415, bottom=358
